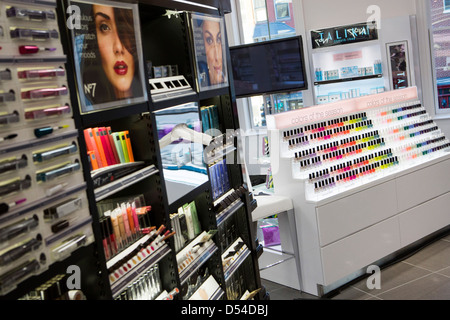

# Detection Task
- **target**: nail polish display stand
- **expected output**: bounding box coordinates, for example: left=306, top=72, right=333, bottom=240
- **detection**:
left=267, top=86, right=450, bottom=296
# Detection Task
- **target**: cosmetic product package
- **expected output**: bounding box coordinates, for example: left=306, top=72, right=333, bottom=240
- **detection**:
left=183, top=201, right=201, bottom=237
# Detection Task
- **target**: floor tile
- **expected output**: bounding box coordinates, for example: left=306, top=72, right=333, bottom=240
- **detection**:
left=331, top=286, right=377, bottom=300
left=377, top=273, right=450, bottom=300
left=260, top=233, right=450, bottom=300
left=404, top=239, right=450, bottom=272
left=351, top=261, right=431, bottom=295
left=261, top=279, right=283, bottom=293
left=437, top=266, right=450, bottom=278
left=261, top=279, right=316, bottom=300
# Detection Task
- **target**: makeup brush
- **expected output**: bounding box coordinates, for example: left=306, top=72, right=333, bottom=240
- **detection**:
left=0, top=133, right=18, bottom=142
left=0, top=198, right=26, bottom=215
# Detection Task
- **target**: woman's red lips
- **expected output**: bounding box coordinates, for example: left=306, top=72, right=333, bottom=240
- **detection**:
left=114, top=61, right=128, bottom=75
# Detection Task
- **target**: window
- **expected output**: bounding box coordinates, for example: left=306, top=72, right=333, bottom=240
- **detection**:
left=236, top=0, right=299, bottom=128
left=275, top=0, right=290, bottom=20
left=254, top=0, right=267, bottom=23
left=430, top=0, right=450, bottom=111
left=444, top=0, right=450, bottom=13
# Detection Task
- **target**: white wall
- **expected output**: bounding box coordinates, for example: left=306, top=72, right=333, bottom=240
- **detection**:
left=301, top=0, right=416, bottom=31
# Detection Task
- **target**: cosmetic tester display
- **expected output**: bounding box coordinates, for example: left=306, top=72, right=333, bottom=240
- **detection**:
left=1, top=0, right=263, bottom=300
left=266, top=86, right=450, bottom=296
left=0, top=0, right=94, bottom=296
left=310, top=21, right=386, bottom=105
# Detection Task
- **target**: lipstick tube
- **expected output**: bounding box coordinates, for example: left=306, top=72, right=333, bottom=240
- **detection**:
left=21, top=86, right=67, bottom=100
left=24, top=104, right=71, bottom=120
left=0, top=69, right=12, bottom=81
left=10, top=28, right=58, bottom=40
left=0, top=237, right=42, bottom=266
left=0, top=259, right=40, bottom=291
left=18, top=68, right=65, bottom=80
left=0, top=155, right=28, bottom=175
left=36, top=161, right=80, bottom=182
left=18, top=45, right=56, bottom=55
left=120, top=204, right=131, bottom=242
left=0, top=90, right=15, bottom=103
left=0, top=176, right=31, bottom=197
left=32, top=143, right=78, bottom=163
left=125, top=203, right=135, bottom=238
left=43, top=197, right=82, bottom=221
left=101, top=219, right=110, bottom=260
left=0, top=111, right=19, bottom=125
left=106, top=217, right=117, bottom=256
left=109, top=210, right=122, bottom=251
left=0, top=215, right=39, bottom=243
left=6, top=7, right=55, bottom=20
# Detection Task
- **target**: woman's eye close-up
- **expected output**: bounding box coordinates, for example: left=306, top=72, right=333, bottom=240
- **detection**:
left=99, top=23, right=111, bottom=32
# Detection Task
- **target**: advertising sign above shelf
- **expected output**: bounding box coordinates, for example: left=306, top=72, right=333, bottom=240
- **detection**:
left=311, top=21, right=378, bottom=49
left=68, top=0, right=148, bottom=114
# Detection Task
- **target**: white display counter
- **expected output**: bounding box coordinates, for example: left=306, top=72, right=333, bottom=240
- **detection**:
left=266, top=87, right=450, bottom=296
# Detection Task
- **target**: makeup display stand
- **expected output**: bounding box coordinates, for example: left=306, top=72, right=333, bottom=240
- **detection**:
left=0, top=0, right=263, bottom=300
left=267, top=86, right=450, bottom=296
left=0, top=0, right=96, bottom=299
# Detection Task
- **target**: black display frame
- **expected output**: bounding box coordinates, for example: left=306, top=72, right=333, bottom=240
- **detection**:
left=229, top=35, right=309, bottom=99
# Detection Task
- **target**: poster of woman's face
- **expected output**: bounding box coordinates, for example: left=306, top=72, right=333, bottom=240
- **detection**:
left=192, top=13, right=228, bottom=91
left=69, top=0, right=147, bottom=113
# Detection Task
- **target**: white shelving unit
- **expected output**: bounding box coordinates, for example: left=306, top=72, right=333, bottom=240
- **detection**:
left=266, top=87, right=450, bottom=296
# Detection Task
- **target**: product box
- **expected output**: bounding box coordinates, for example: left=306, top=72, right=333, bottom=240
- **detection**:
left=262, top=226, right=280, bottom=246
left=328, top=92, right=341, bottom=102
left=365, top=66, right=374, bottom=75
left=340, top=66, right=359, bottom=78
left=317, top=95, right=329, bottom=104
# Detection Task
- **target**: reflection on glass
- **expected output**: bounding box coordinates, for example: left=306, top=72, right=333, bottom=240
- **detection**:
left=154, top=102, right=209, bottom=204
left=237, top=0, right=295, bottom=44
left=429, top=0, right=450, bottom=110
left=250, top=91, right=304, bottom=127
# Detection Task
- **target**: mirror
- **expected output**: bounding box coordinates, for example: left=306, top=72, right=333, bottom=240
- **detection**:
left=154, top=102, right=210, bottom=204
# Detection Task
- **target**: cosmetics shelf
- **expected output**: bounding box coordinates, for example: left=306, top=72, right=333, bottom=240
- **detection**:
left=5, top=0, right=267, bottom=301
left=106, top=233, right=152, bottom=270
left=177, top=231, right=219, bottom=285
left=179, top=242, right=218, bottom=285
left=313, top=73, right=382, bottom=86
left=91, top=162, right=147, bottom=189
left=222, top=238, right=251, bottom=281
left=110, top=243, right=171, bottom=297
left=188, top=274, right=224, bottom=300
left=78, top=104, right=151, bottom=130
left=94, top=165, right=158, bottom=201
left=151, top=94, right=199, bottom=113
left=216, top=199, right=244, bottom=226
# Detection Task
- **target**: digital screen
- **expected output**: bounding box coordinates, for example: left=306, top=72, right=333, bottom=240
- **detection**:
left=230, top=36, right=308, bottom=98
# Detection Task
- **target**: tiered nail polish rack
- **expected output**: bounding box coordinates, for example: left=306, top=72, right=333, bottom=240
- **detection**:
left=267, top=87, right=450, bottom=296
left=283, top=98, right=450, bottom=202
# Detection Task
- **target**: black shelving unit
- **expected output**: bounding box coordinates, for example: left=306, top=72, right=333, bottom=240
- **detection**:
left=313, top=73, right=382, bottom=86
left=0, top=0, right=263, bottom=301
